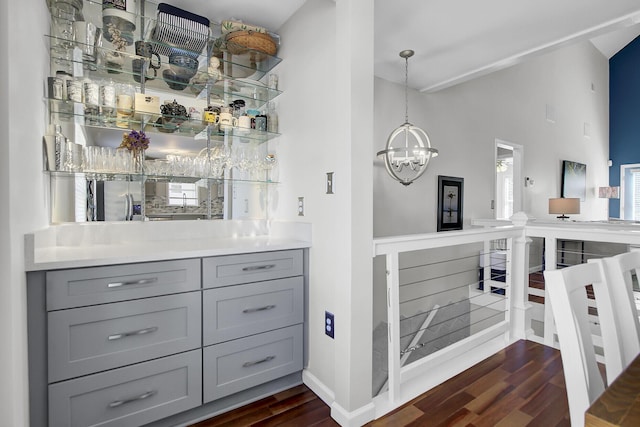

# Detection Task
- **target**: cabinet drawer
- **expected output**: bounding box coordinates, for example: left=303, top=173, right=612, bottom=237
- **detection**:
left=46, top=259, right=201, bottom=310
left=203, top=250, right=303, bottom=288
left=203, top=324, right=303, bottom=403
left=48, top=293, right=201, bottom=382
left=203, top=277, right=303, bottom=345
left=49, top=350, right=202, bottom=427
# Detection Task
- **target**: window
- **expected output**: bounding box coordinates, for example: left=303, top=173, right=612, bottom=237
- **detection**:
left=168, top=183, right=199, bottom=207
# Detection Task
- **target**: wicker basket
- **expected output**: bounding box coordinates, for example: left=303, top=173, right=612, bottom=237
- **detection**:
left=225, top=30, right=277, bottom=56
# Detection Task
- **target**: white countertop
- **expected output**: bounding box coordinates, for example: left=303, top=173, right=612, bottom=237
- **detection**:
left=25, top=220, right=312, bottom=271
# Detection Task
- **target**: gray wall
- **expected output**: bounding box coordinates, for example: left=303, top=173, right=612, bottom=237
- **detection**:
left=373, top=40, right=611, bottom=238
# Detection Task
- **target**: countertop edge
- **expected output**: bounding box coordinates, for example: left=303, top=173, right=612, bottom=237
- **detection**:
left=24, top=221, right=313, bottom=272
left=25, top=238, right=312, bottom=272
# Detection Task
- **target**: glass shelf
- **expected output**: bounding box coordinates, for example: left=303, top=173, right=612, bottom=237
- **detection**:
left=47, top=170, right=280, bottom=185
left=48, top=38, right=282, bottom=107
left=49, top=0, right=282, bottom=81
left=48, top=98, right=280, bottom=157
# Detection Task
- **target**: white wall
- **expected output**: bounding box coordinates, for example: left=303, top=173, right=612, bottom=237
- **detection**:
left=276, top=0, right=374, bottom=418
left=374, top=40, right=610, bottom=237
left=1, top=1, right=50, bottom=426
left=275, top=0, right=338, bottom=397
left=0, top=0, right=11, bottom=422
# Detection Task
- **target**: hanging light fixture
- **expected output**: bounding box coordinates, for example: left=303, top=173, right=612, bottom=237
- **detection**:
left=377, top=49, right=438, bottom=186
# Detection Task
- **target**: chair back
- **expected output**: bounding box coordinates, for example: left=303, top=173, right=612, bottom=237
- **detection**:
left=544, top=263, right=609, bottom=427
left=600, top=251, right=640, bottom=370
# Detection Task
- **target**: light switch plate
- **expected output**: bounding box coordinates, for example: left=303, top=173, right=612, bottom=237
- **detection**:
left=326, top=172, right=334, bottom=194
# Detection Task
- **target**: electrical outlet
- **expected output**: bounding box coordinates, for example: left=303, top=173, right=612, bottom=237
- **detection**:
left=298, top=197, right=304, bottom=216
left=325, top=311, right=334, bottom=339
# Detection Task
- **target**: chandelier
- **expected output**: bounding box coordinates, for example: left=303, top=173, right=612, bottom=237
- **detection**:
left=377, top=50, right=438, bottom=186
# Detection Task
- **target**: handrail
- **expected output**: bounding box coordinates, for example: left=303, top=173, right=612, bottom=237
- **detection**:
left=373, top=225, right=523, bottom=256
left=525, top=223, right=640, bottom=246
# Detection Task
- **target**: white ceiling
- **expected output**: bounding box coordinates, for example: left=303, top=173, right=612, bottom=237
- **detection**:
left=375, top=0, right=640, bottom=92
left=166, top=0, right=640, bottom=93
left=162, top=0, right=306, bottom=36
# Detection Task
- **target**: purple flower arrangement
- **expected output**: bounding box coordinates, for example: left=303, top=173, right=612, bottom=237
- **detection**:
left=119, top=130, right=150, bottom=152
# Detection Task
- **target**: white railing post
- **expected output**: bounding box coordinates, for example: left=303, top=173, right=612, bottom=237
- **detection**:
left=385, top=252, right=401, bottom=404
left=510, top=212, right=534, bottom=339
left=543, top=236, right=558, bottom=347
left=481, top=240, right=491, bottom=294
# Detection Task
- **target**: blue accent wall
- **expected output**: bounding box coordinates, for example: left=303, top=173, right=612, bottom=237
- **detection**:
left=609, top=36, right=640, bottom=218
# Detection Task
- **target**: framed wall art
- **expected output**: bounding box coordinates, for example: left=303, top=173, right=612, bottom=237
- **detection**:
left=437, top=176, right=464, bottom=232
left=561, top=160, right=587, bottom=201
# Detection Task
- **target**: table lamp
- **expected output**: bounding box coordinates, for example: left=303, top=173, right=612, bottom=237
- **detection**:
left=549, top=198, right=580, bottom=220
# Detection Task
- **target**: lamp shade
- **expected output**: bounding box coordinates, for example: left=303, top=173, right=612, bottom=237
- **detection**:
left=549, top=197, right=580, bottom=219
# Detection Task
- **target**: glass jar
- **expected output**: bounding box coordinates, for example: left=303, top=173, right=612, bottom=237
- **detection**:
left=49, top=0, right=82, bottom=58
left=100, top=80, right=117, bottom=126
left=55, top=71, right=72, bottom=100
left=66, top=76, right=83, bottom=103
left=115, top=83, right=135, bottom=128
left=83, top=79, right=100, bottom=125
left=266, top=101, right=278, bottom=133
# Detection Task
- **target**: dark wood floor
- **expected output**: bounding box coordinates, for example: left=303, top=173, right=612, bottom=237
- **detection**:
left=191, top=340, right=570, bottom=427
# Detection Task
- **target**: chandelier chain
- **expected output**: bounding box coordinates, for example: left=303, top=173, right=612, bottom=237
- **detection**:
left=404, top=55, right=409, bottom=123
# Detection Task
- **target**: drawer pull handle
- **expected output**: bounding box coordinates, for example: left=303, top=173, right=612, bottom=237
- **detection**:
left=107, top=277, right=158, bottom=288
left=242, top=264, right=276, bottom=272
left=243, top=305, right=276, bottom=314
left=108, top=390, right=157, bottom=408
left=243, top=355, right=276, bottom=368
left=108, top=326, right=158, bottom=341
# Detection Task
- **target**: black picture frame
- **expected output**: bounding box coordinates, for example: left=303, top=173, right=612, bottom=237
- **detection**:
left=561, top=160, right=587, bottom=201
left=437, top=176, right=464, bottom=232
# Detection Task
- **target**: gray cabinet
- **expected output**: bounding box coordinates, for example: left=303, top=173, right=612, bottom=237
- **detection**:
left=203, top=276, right=303, bottom=345
left=203, top=324, right=303, bottom=402
left=28, top=249, right=305, bottom=427
left=49, top=350, right=202, bottom=427
left=201, top=251, right=305, bottom=405
left=202, top=249, right=303, bottom=288
left=48, top=292, right=201, bottom=382
left=46, top=258, right=201, bottom=310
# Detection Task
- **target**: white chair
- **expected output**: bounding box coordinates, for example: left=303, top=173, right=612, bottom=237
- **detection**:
left=599, top=251, right=640, bottom=370
left=544, top=262, right=618, bottom=427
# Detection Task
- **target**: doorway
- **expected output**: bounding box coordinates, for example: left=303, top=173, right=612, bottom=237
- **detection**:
left=495, top=140, right=523, bottom=220
left=620, top=163, right=640, bottom=220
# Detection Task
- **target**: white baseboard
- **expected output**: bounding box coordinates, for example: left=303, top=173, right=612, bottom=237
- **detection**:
left=302, top=369, right=334, bottom=406
left=372, top=333, right=509, bottom=419
left=331, top=401, right=376, bottom=427
left=302, top=369, right=376, bottom=426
